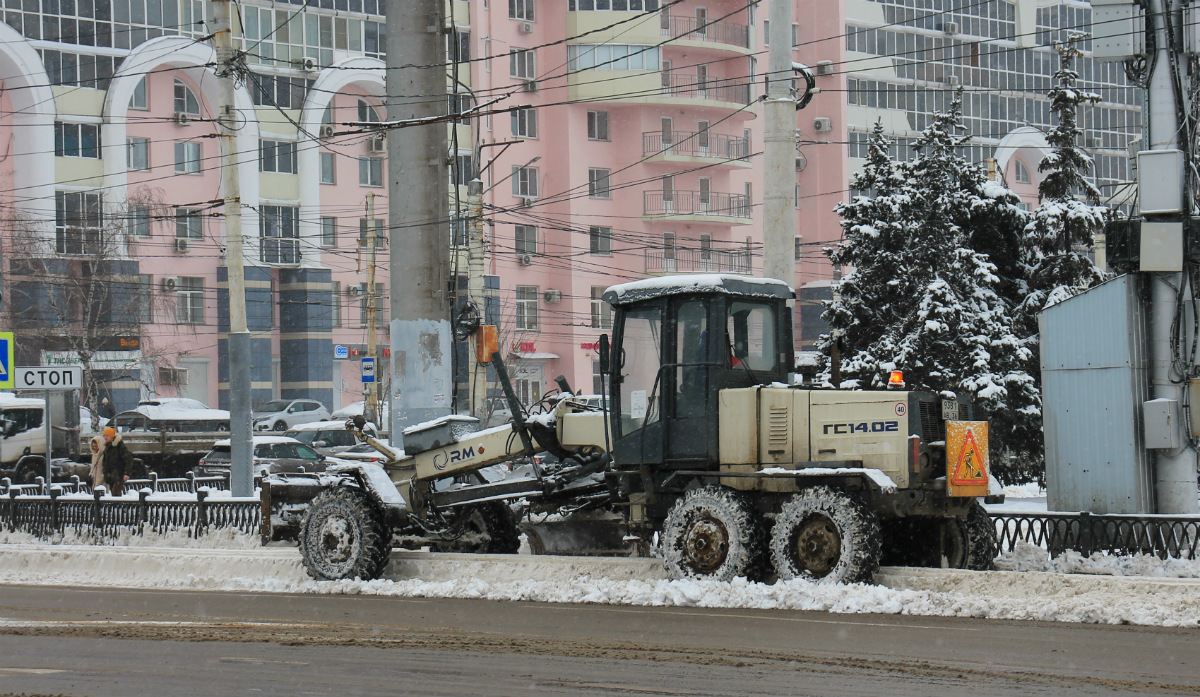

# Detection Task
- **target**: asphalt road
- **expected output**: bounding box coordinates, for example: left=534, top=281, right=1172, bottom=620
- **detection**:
left=0, top=584, right=1196, bottom=697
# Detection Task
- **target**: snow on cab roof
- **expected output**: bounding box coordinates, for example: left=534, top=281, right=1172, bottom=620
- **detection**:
left=603, top=274, right=793, bottom=305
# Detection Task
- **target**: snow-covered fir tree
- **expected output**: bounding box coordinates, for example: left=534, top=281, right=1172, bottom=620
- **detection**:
left=822, top=94, right=1038, bottom=482
left=1002, top=36, right=1108, bottom=482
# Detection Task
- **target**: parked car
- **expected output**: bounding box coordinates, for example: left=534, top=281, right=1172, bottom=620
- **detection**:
left=252, top=399, right=331, bottom=432
left=197, top=436, right=329, bottom=477
left=283, top=422, right=366, bottom=457
left=330, top=400, right=389, bottom=427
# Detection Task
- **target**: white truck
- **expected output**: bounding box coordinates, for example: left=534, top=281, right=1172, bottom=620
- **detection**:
left=0, top=394, right=59, bottom=484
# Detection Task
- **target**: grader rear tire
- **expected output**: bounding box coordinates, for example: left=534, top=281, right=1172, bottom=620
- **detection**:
left=299, top=487, right=391, bottom=581
left=770, top=486, right=881, bottom=584
left=661, top=486, right=767, bottom=582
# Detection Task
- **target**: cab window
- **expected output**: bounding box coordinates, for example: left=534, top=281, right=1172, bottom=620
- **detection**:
left=727, top=301, right=778, bottom=372
left=616, top=305, right=663, bottom=438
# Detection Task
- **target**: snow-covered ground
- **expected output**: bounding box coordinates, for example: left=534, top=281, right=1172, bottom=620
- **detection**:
left=2, top=529, right=1200, bottom=628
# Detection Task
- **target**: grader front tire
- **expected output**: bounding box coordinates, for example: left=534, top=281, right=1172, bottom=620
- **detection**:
left=299, top=487, right=391, bottom=581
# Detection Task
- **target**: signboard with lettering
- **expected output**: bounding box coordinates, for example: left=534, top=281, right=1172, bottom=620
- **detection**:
left=16, top=365, right=83, bottom=391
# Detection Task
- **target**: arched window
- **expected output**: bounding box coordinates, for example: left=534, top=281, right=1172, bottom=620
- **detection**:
left=174, top=79, right=200, bottom=116
left=1014, top=159, right=1030, bottom=184
left=358, top=99, right=381, bottom=124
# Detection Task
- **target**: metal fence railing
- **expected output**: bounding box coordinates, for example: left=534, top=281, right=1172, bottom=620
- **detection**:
left=643, top=190, right=752, bottom=218
left=660, top=74, right=752, bottom=105
left=642, top=130, right=751, bottom=161
left=660, top=14, right=750, bottom=49
left=0, top=473, right=260, bottom=541
left=991, top=511, right=1200, bottom=559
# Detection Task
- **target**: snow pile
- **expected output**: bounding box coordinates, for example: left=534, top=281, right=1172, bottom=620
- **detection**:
left=996, top=540, right=1200, bottom=578
left=2, top=545, right=1200, bottom=627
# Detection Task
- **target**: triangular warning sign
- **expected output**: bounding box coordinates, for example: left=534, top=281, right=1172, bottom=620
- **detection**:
left=951, top=428, right=985, bottom=486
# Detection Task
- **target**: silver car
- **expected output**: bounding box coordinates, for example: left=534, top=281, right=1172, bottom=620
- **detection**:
left=252, top=399, right=332, bottom=432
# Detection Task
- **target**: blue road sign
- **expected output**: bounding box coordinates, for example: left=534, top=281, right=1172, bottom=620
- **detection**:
left=361, top=357, right=376, bottom=384
left=0, top=332, right=12, bottom=390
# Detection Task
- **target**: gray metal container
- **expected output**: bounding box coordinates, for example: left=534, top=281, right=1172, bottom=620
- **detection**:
left=1039, top=274, right=1154, bottom=514
left=402, top=415, right=480, bottom=455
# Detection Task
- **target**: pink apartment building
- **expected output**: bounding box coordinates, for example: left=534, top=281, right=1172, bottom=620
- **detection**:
left=0, top=0, right=1137, bottom=418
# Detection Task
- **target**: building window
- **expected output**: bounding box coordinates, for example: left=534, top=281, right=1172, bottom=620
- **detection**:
left=794, top=235, right=803, bottom=261
left=260, top=139, right=298, bottom=174
left=127, top=136, right=150, bottom=170
left=138, top=273, right=153, bottom=323
left=177, top=277, right=204, bottom=324
left=515, top=224, right=538, bottom=255
left=359, top=218, right=386, bottom=249
left=55, top=191, right=102, bottom=255
left=330, top=281, right=342, bottom=327
left=454, top=153, right=474, bottom=185
left=591, top=286, right=612, bottom=329
left=663, top=231, right=676, bottom=259
left=130, top=205, right=152, bottom=237
left=175, top=141, right=201, bottom=174
left=567, top=0, right=660, bottom=11
left=516, top=285, right=538, bottom=330
left=509, top=0, right=534, bottom=20
left=451, top=216, right=469, bottom=246
left=358, top=99, right=381, bottom=124
left=511, top=107, right=537, bottom=138
left=260, top=205, right=300, bottom=264
left=130, top=76, right=148, bottom=110
left=447, top=29, right=471, bottom=62
left=174, top=79, right=200, bottom=116
left=320, top=217, right=337, bottom=247
left=512, top=165, right=539, bottom=197
left=55, top=122, right=101, bottom=158
left=175, top=208, right=203, bottom=239
left=566, top=44, right=660, bottom=71
left=587, top=110, right=609, bottom=141
left=449, top=92, right=475, bottom=116
left=510, top=48, right=535, bottom=79
left=589, top=226, right=612, bottom=255
left=250, top=74, right=312, bottom=109
left=320, top=152, right=336, bottom=183
left=359, top=156, right=384, bottom=186
left=700, top=233, right=712, bottom=261
left=1014, top=159, right=1030, bottom=184
left=588, top=168, right=611, bottom=198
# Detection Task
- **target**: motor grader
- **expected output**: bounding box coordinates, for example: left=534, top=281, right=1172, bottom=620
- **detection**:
left=279, top=274, right=1000, bottom=584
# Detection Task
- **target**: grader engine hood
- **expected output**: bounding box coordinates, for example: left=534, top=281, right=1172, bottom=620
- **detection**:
left=718, top=386, right=987, bottom=492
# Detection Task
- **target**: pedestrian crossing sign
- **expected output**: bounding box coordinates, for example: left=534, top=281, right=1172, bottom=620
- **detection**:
left=0, top=331, right=12, bottom=390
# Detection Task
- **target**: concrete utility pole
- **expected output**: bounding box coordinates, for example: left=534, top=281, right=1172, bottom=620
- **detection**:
left=386, top=0, right=452, bottom=447
left=762, top=0, right=796, bottom=286
left=213, top=0, right=253, bottom=496
left=1145, top=0, right=1198, bottom=513
left=365, top=192, right=380, bottom=426
left=467, top=178, right=486, bottom=419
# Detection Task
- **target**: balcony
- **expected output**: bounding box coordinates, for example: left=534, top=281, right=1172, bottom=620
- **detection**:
left=644, top=190, right=752, bottom=223
left=643, top=130, right=751, bottom=166
left=661, top=74, right=752, bottom=106
left=660, top=14, right=750, bottom=51
left=645, top=247, right=752, bottom=275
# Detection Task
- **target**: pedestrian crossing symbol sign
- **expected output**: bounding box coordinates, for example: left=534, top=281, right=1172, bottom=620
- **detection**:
left=946, top=420, right=988, bottom=497
left=0, top=331, right=12, bottom=390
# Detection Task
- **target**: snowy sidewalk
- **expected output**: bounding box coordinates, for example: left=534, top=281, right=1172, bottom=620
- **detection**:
left=2, top=543, right=1200, bottom=628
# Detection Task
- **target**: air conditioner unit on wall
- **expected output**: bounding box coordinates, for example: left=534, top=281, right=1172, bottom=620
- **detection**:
left=518, top=196, right=536, bottom=208
left=518, top=254, right=534, bottom=266
left=368, top=133, right=386, bottom=153
left=518, top=22, right=533, bottom=33
left=543, top=289, right=562, bottom=303
left=301, top=57, right=319, bottom=72
left=162, top=276, right=181, bottom=292
left=174, top=112, right=192, bottom=126
left=943, top=21, right=959, bottom=35
left=944, top=74, right=961, bottom=87
left=319, top=124, right=336, bottom=138
left=174, top=238, right=190, bottom=252
left=815, top=60, right=834, bottom=77
left=348, top=285, right=363, bottom=296
left=523, top=80, right=539, bottom=92
left=795, top=154, right=807, bottom=171
left=812, top=117, right=832, bottom=133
